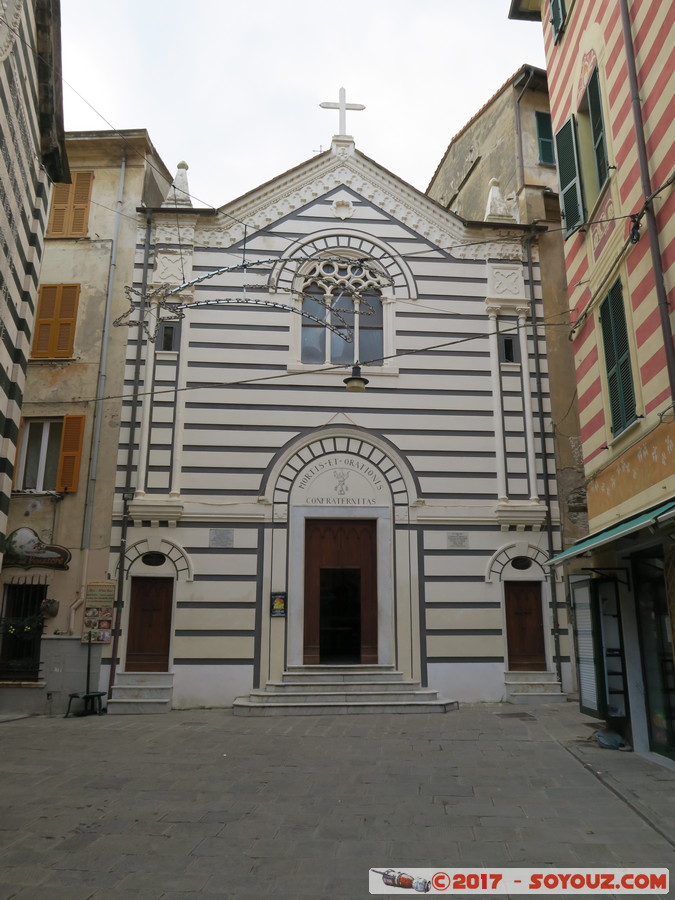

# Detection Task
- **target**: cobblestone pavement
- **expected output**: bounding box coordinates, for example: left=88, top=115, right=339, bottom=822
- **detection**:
left=0, top=701, right=673, bottom=899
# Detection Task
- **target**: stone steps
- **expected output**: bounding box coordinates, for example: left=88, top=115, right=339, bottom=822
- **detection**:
left=233, top=665, right=458, bottom=716
left=233, top=699, right=458, bottom=716
left=106, top=697, right=171, bottom=715
left=504, top=670, right=566, bottom=704
left=246, top=688, right=440, bottom=704
left=107, top=672, right=173, bottom=715
left=265, top=679, right=419, bottom=693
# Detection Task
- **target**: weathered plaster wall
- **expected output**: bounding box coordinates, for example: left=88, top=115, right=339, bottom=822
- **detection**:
left=429, top=88, right=518, bottom=219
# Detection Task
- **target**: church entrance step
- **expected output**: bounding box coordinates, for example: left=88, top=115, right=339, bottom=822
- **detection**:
left=233, top=666, right=458, bottom=716
left=266, top=679, right=419, bottom=693
left=247, top=688, right=440, bottom=704
left=233, top=698, right=459, bottom=716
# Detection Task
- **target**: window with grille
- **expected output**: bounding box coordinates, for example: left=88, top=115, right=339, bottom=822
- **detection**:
left=299, top=260, right=385, bottom=366
left=0, top=584, right=46, bottom=681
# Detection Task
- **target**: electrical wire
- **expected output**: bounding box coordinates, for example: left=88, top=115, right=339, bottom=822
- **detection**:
left=29, top=310, right=572, bottom=408
left=7, top=11, right=672, bottom=269
left=6, top=9, right=639, bottom=269
left=0, top=13, right=231, bottom=217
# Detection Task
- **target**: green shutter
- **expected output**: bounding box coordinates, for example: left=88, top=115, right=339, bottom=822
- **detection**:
left=600, top=281, right=636, bottom=435
left=586, top=68, right=609, bottom=190
left=550, top=0, right=566, bottom=41
left=555, top=117, right=584, bottom=237
left=536, top=111, right=555, bottom=164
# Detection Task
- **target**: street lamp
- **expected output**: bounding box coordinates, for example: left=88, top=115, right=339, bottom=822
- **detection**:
left=343, top=364, right=369, bottom=392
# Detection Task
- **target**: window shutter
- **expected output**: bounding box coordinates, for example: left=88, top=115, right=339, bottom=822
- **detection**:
left=48, top=183, right=71, bottom=236
left=53, top=285, right=79, bottom=357
left=11, top=417, right=23, bottom=489
left=32, top=285, right=79, bottom=358
left=69, top=172, right=93, bottom=237
left=535, top=111, right=555, bottom=165
left=56, top=415, right=85, bottom=493
left=549, top=0, right=566, bottom=41
left=47, top=173, right=93, bottom=238
left=555, top=117, right=584, bottom=237
left=600, top=281, right=636, bottom=435
left=32, top=286, right=59, bottom=357
left=586, top=68, right=609, bottom=189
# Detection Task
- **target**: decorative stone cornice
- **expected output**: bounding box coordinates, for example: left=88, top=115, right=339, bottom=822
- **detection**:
left=494, top=500, right=548, bottom=532
left=128, top=499, right=184, bottom=528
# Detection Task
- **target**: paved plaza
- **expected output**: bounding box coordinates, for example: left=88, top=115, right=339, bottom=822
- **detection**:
left=0, top=701, right=673, bottom=899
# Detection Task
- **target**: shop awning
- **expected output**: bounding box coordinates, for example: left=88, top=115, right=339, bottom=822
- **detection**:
left=547, top=499, right=675, bottom=567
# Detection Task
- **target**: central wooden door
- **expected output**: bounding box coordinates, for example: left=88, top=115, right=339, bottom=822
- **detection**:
left=304, top=519, right=377, bottom=664
left=504, top=581, right=546, bottom=671
left=126, top=577, right=173, bottom=672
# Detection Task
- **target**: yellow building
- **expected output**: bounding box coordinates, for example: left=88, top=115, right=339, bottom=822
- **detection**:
left=0, top=132, right=170, bottom=713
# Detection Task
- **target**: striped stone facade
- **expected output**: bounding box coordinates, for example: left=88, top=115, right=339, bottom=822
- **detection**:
left=105, top=138, right=573, bottom=708
left=0, top=0, right=67, bottom=561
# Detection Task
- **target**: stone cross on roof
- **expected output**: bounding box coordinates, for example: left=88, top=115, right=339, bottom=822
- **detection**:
left=320, top=87, right=365, bottom=137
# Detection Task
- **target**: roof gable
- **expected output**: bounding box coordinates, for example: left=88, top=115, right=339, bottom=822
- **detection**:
left=192, top=139, right=527, bottom=262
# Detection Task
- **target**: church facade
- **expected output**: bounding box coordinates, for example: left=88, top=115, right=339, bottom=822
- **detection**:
left=104, top=128, right=573, bottom=711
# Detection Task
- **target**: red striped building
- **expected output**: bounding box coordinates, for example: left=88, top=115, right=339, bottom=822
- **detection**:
left=510, top=0, right=675, bottom=762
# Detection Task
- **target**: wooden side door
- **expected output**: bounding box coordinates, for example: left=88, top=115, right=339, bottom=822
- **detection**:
left=504, top=581, right=547, bottom=671
left=126, top=577, right=173, bottom=672
left=304, top=519, right=377, bottom=664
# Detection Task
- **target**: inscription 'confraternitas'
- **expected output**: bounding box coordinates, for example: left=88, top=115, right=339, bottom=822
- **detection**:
left=306, top=497, right=377, bottom=506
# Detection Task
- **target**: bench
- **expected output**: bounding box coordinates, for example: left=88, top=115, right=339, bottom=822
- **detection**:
left=64, top=691, right=106, bottom=718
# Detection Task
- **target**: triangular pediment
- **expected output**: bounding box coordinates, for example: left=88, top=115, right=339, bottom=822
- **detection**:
left=191, top=142, right=524, bottom=262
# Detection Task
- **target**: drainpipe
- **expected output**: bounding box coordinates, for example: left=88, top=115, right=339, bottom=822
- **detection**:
left=619, top=0, right=675, bottom=400
left=108, top=210, right=153, bottom=698
left=525, top=234, right=563, bottom=684
left=71, top=152, right=126, bottom=634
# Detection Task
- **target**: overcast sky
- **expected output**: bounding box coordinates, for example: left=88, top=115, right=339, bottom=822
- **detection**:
left=59, top=1, right=546, bottom=209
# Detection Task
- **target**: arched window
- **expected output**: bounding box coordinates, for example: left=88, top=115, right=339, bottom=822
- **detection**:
left=299, top=260, right=385, bottom=366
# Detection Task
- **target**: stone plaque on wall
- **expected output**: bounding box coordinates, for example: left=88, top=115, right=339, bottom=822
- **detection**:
left=209, top=528, right=234, bottom=548
left=447, top=531, right=469, bottom=549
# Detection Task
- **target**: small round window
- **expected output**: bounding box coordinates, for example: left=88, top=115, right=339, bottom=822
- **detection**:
left=511, top=556, right=533, bottom=571
left=142, top=552, right=167, bottom=567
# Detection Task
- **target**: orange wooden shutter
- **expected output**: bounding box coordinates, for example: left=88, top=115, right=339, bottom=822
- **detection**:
left=56, top=415, right=85, bottom=493
left=69, top=172, right=93, bottom=237
left=48, top=183, right=71, bottom=236
left=47, top=173, right=93, bottom=237
left=32, top=286, right=59, bottom=357
left=32, top=285, right=79, bottom=358
left=53, top=285, right=79, bottom=357
left=11, top=418, right=23, bottom=489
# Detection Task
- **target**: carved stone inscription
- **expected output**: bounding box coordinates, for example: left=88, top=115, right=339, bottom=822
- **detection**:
left=294, top=454, right=385, bottom=506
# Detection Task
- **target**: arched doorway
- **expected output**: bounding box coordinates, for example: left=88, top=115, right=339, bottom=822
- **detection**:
left=260, top=427, right=421, bottom=682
